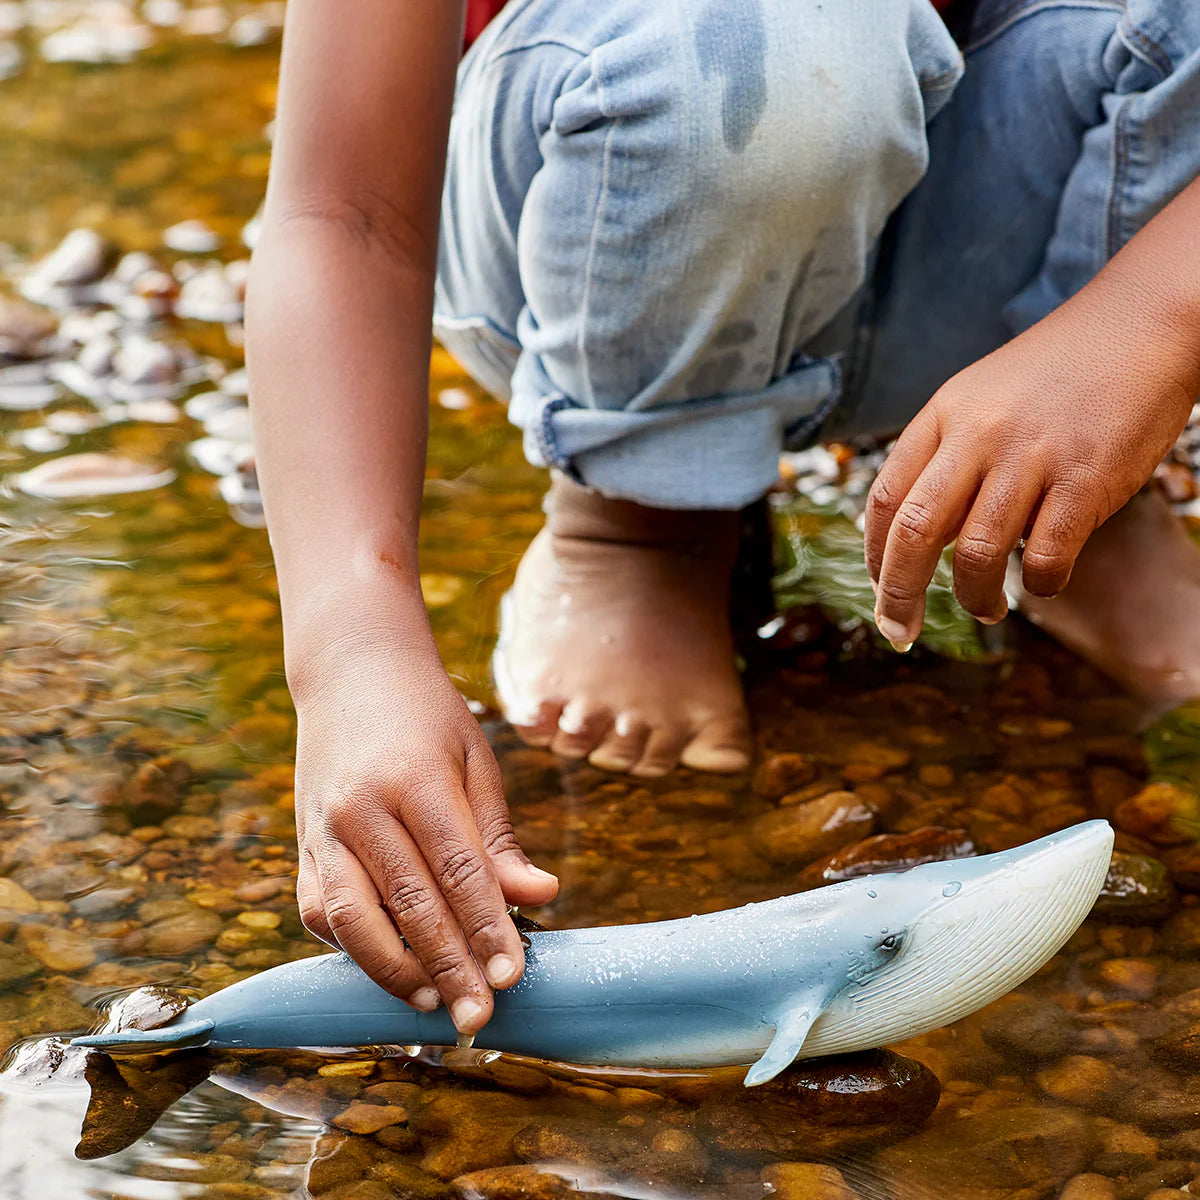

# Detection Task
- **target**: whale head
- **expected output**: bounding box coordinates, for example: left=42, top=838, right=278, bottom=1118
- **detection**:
left=797, top=819, right=1114, bottom=1059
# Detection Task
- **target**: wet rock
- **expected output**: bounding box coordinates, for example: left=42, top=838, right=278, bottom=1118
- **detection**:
left=374, top=1123, right=420, bottom=1152
left=19, top=924, right=96, bottom=972
left=451, top=1166, right=576, bottom=1199
left=1162, top=844, right=1200, bottom=893
left=1097, top=957, right=1158, bottom=1000
left=0, top=942, right=40, bottom=988
left=0, top=293, right=56, bottom=358
left=1034, top=1056, right=1116, bottom=1112
left=366, top=1160, right=450, bottom=1198
left=414, top=1089, right=541, bottom=1179
left=1059, top=1176, right=1118, bottom=1200
left=1160, top=908, right=1200, bottom=956
left=799, top=826, right=974, bottom=889
left=139, top=904, right=223, bottom=956
left=750, top=791, right=875, bottom=864
left=981, top=996, right=1077, bottom=1063
left=752, top=753, right=817, bottom=798
left=760, top=1163, right=858, bottom=1200
left=177, top=263, right=243, bottom=323
left=332, top=1102, right=408, bottom=1134
left=22, top=229, right=110, bottom=300
left=1122, top=1078, right=1200, bottom=1131
left=113, top=334, right=179, bottom=386
left=697, top=1050, right=939, bottom=1159
left=305, top=1134, right=373, bottom=1194
left=1114, top=783, right=1199, bottom=846
left=440, top=1050, right=552, bottom=1095
left=12, top=453, right=175, bottom=499
left=874, top=1105, right=1095, bottom=1200
left=1093, top=853, right=1177, bottom=924
left=0, top=877, right=40, bottom=914
left=164, top=219, right=221, bottom=254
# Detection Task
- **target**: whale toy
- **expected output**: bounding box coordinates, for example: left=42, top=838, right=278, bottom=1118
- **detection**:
left=73, top=820, right=1113, bottom=1086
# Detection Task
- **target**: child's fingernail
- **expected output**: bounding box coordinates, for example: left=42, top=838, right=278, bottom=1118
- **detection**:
left=451, top=998, right=484, bottom=1033
left=486, top=954, right=518, bottom=988
left=875, top=614, right=914, bottom=652
left=410, top=987, right=441, bottom=1012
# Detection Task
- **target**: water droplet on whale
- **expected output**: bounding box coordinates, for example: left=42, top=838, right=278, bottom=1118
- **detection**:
left=942, top=882, right=961, bottom=897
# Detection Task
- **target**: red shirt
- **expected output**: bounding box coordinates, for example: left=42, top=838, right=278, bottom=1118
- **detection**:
left=466, top=0, right=960, bottom=48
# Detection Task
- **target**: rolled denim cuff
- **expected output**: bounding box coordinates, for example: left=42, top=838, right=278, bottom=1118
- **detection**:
left=509, top=356, right=841, bottom=511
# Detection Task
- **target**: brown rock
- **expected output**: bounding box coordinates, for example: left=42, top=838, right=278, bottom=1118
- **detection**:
left=441, top=1050, right=552, bottom=1095
left=1097, top=957, right=1158, bottom=1000
left=750, top=791, right=876, bottom=865
left=0, top=941, right=41, bottom=988
left=753, top=753, right=817, bottom=798
left=1113, top=783, right=1199, bottom=846
left=1122, top=1078, right=1200, bottom=1131
left=18, top=924, right=96, bottom=972
left=366, top=1160, right=450, bottom=1198
left=697, top=1050, right=939, bottom=1159
left=332, top=1102, right=408, bottom=1134
left=141, top=906, right=224, bottom=956
left=374, top=1124, right=419, bottom=1153
left=0, top=878, right=40, bottom=914
left=799, top=826, right=974, bottom=889
left=1162, top=908, right=1200, bottom=955
left=1093, top=853, right=1177, bottom=924
left=415, top=1089, right=539, bottom=1178
left=1034, top=1056, right=1116, bottom=1111
left=874, top=1105, right=1094, bottom=1200
left=0, top=293, right=56, bottom=357
left=319, top=1184, right=395, bottom=1200
left=760, top=1163, right=858, bottom=1200
left=1162, top=843, right=1200, bottom=893
left=981, top=996, right=1077, bottom=1062
left=1058, top=1175, right=1118, bottom=1200
left=305, top=1134, right=373, bottom=1194
left=450, top=1166, right=575, bottom=1199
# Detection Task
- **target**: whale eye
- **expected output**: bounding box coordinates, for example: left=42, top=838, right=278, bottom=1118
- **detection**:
left=878, top=933, right=901, bottom=953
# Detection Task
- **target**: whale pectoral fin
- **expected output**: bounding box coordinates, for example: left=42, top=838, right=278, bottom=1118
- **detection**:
left=744, top=999, right=826, bottom=1087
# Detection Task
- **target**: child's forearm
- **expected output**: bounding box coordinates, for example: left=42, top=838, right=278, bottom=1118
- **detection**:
left=246, top=223, right=438, bottom=694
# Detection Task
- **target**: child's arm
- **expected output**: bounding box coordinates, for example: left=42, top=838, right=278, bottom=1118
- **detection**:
left=246, top=0, right=557, bottom=1036
left=865, top=178, right=1200, bottom=649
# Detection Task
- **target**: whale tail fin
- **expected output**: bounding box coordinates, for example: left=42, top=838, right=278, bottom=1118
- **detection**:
left=71, top=1018, right=216, bottom=1055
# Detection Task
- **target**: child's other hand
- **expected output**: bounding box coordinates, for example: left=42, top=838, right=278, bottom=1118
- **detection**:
left=863, top=297, right=1197, bottom=650
left=291, top=638, right=558, bottom=1035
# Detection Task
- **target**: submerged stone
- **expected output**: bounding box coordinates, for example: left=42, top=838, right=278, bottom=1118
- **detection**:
left=799, top=826, right=974, bottom=889
left=750, top=791, right=875, bottom=864
left=873, top=1104, right=1094, bottom=1200
left=697, top=1050, right=939, bottom=1159
left=12, top=452, right=175, bottom=499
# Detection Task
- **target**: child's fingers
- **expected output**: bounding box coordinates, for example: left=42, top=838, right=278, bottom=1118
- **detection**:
left=398, top=785, right=531, bottom=994
left=952, top=472, right=1043, bottom=622
left=463, top=740, right=559, bottom=910
left=317, top=844, right=441, bottom=1012
left=349, top=813, right=496, bottom=1034
left=873, top=453, right=979, bottom=649
left=1020, top=480, right=1099, bottom=597
left=863, top=412, right=941, bottom=584
left=297, top=848, right=341, bottom=949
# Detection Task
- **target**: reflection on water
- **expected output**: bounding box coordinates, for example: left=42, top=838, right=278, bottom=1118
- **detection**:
left=2, top=5, right=1200, bottom=1200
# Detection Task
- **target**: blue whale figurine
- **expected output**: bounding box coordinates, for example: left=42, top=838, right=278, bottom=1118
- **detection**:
left=73, top=821, right=1113, bottom=1086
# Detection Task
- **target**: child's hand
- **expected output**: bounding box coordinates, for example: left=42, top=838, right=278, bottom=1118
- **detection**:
left=291, top=636, right=558, bottom=1035
left=864, top=295, right=1197, bottom=650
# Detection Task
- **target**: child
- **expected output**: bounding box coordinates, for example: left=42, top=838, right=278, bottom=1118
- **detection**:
left=246, top=0, right=1200, bottom=1035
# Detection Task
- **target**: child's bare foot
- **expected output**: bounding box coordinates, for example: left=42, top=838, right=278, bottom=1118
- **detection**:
left=493, top=476, right=752, bottom=777
left=1015, top=489, right=1200, bottom=705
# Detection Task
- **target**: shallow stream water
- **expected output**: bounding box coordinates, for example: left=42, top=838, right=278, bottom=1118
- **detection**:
left=3, top=8, right=1200, bottom=1200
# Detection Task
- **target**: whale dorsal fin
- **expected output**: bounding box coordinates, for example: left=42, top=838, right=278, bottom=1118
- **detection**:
left=744, top=990, right=832, bottom=1087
